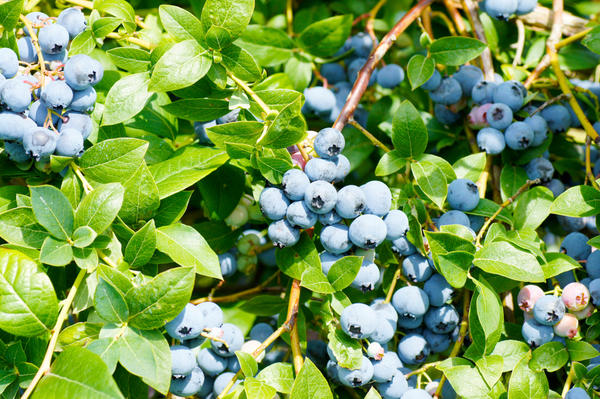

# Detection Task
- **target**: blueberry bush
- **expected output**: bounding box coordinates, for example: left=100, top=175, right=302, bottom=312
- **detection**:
left=3, top=0, right=600, bottom=398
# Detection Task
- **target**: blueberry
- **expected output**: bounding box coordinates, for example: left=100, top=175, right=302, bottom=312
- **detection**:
left=351, top=259, right=380, bottom=292
left=314, top=128, right=345, bottom=159
left=525, top=157, right=554, bottom=182
left=303, top=86, right=335, bottom=116
left=397, top=315, right=424, bottom=330
left=38, top=24, right=70, bottom=54
left=336, top=185, right=366, bottom=219
left=487, top=103, right=513, bottom=130
left=29, top=100, right=57, bottom=126
left=468, top=214, right=485, bottom=232
left=483, top=0, right=518, bottom=20
left=24, top=12, right=49, bottom=36
left=434, top=104, right=460, bottom=125
left=424, top=305, right=460, bottom=334
left=57, top=7, right=87, bottom=39
left=218, top=253, right=237, bottom=277
left=0, top=112, right=36, bottom=142
left=197, top=348, right=228, bottom=377
left=320, top=251, right=343, bottom=275
left=421, top=69, right=441, bottom=91
left=383, top=210, right=409, bottom=240
left=587, top=251, right=600, bottom=279
left=361, top=180, right=392, bottom=216
left=350, top=32, right=374, bottom=57
left=590, top=278, right=600, bottom=305
left=198, top=377, right=214, bottom=398
left=447, top=178, right=480, bottom=211
left=377, top=64, right=405, bottom=88
left=544, top=179, right=564, bottom=198
left=349, top=214, right=387, bottom=249
left=320, top=223, right=352, bottom=254
left=399, top=388, right=433, bottom=399
left=493, top=81, right=524, bottom=111
left=0, top=48, right=18, bottom=79
left=392, top=286, right=430, bottom=321
left=259, top=187, right=289, bottom=220
left=369, top=315, right=395, bottom=344
left=42, top=50, right=69, bottom=65
left=333, top=154, right=351, bottom=183
left=319, top=210, right=342, bottom=226
left=553, top=313, right=579, bottom=338
left=337, top=355, right=374, bottom=387
left=471, top=81, right=497, bottom=105
left=560, top=232, right=591, bottom=260
left=55, top=128, right=84, bottom=157
left=541, top=104, right=571, bottom=133
left=58, top=112, right=93, bottom=140
left=340, top=303, right=377, bottom=339
left=558, top=216, right=585, bottom=232
left=304, top=181, right=337, bottom=214
left=425, top=380, right=456, bottom=399
left=423, top=329, right=451, bottom=353
left=196, top=302, right=224, bottom=330
left=304, top=157, right=337, bottom=182
left=286, top=201, right=317, bottom=228
left=402, top=254, right=434, bottom=283
left=505, top=121, right=534, bottom=150
left=397, top=333, right=430, bottom=364
left=210, top=323, right=244, bottom=357
left=171, top=345, right=196, bottom=375
left=250, top=322, right=274, bottom=343
left=281, top=169, right=310, bottom=201
left=347, top=58, right=368, bottom=82
left=524, top=115, right=548, bottom=146
left=4, top=142, right=30, bottom=163
left=372, top=352, right=403, bottom=383
left=216, top=109, right=240, bottom=125
left=517, top=284, right=545, bottom=312
left=533, top=295, right=565, bottom=325
left=453, top=65, right=483, bottom=96
left=320, top=63, right=347, bottom=84
left=522, top=318, right=554, bottom=348
left=42, top=80, right=73, bottom=111
left=22, top=127, right=57, bottom=160
left=268, top=219, right=300, bottom=247
left=69, top=86, right=97, bottom=112
left=377, top=370, right=409, bottom=399
left=1, top=79, right=32, bottom=113
left=165, top=303, right=204, bottom=340
left=391, top=236, right=417, bottom=256
left=170, top=367, right=205, bottom=397
left=64, top=54, right=104, bottom=90
left=213, top=372, right=239, bottom=396
left=424, top=274, right=454, bottom=307
left=429, top=77, right=463, bottom=105
left=476, top=127, right=505, bottom=155
left=194, top=120, right=216, bottom=144
left=516, top=0, right=538, bottom=15
left=17, top=37, right=38, bottom=63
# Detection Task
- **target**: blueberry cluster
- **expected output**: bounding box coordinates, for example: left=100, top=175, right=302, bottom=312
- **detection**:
left=480, top=0, right=538, bottom=21
left=0, top=9, right=101, bottom=163
left=166, top=302, right=284, bottom=397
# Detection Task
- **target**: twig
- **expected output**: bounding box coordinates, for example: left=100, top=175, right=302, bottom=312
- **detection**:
left=464, top=123, right=479, bottom=154
left=297, top=143, right=310, bottom=162
left=191, top=272, right=281, bottom=304
left=431, top=11, right=457, bottom=36
left=524, top=54, right=550, bottom=88
left=64, top=0, right=93, bottom=8
left=366, top=0, right=387, bottom=46
left=384, top=264, right=402, bottom=303
left=422, top=7, right=434, bottom=40
left=286, top=0, right=293, bottom=36
left=585, top=137, right=600, bottom=190
left=332, top=0, right=434, bottom=131
left=348, top=120, right=391, bottom=152
left=555, top=27, right=593, bottom=50
left=19, top=15, right=46, bottom=88
left=20, top=269, right=87, bottom=399
left=228, top=73, right=273, bottom=117
left=461, top=0, right=494, bottom=80
left=200, top=331, right=229, bottom=349
left=477, top=154, right=492, bottom=198
left=405, top=361, right=441, bottom=378
left=311, top=64, right=329, bottom=88
left=443, top=0, right=468, bottom=36
left=513, top=19, right=526, bottom=67
left=561, top=363, right=575, bottom=397
left=475, top=179, right=540, bottom=246
left=106, top=32, right=153, bottom=50
left=70, top=163, right=93, bottom=193
left=529, top=93, right=570, bottom=116
left=288, top=279, right=303, bottom=374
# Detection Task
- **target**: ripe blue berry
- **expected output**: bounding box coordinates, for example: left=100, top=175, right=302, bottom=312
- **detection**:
left=218, top=253, right=237, bottom=277
left=210, top=323, right=244, bottom=357
left=196, top=302, right=223, bottom=330
left=424, top=274, right=454, bottom=307
left=471, top=81, right=497, bottom=104
left=314, top=127, right=345, bottom=159
left=541, top=104, right=571, bottom=133
left=377, top=64, right=405, bottom=89
left=351, top=259, right=380, bottom=292
left=349, top=214, right=387, bottom=249
left=281, top=168, right=310, bottom=201
left=377, top=369, right=409, bottom=399
left=170, top=367, right=205, bottom=397
left=57, top=7, right=87, bottom=39
left=319, top=210, right=342, bottom=226
left=533, top=295, right=565, bottom=325
left=320, top=63, right=347, bottom=84
left=17, top=37, right=38, bottom=63
left=0, top=112, right=35, bottom=142
left=304, top=157, right=337, bottom=182
left=487, top=103, right=513, bottom=130
left=320, top=223, right=352, bottom=254
left=424, top=304, right=460, bottom=334
left=384, top=210, right=409, bottom=240
left=303, top=86, right=335, bottom=116
left=58, top=112, right=93, bottom=140
left=560, top=232, right=591, bottom=261
left=38, top=24, right=70, bottom=54
left=516, top=0, right=538, bottom=15
left=505, top=121, right=534, bottom=150
left=304, top=181, right=337, bottom=214
left=0, top=48, right=18, bottom=78
left=361, top=180, right=392, bottom=216
left=438, top=210, right=470, bottom=228
left=337, top=355, right=374, bottom=387
left=524, top=115, right=548, bottom=146
left=434, top=104, right=460, bottom=125
left=197, top=348, right=228, bottom=376
left=421, top=69, right=441, bottom=91
left=397, top=333, right=430, bottom=364
left=350, top=32, right=374, bottom=57
left=429, top=77, right=463, bottom=105
left=483, top=0, right=518, bottom=20
left=23, top=127, right=57, bottom=160
left=400, top=388, right=433, bottom=399
left=165, top=304, right=204, bottom=340
left=545, top=179, right=565, bottom=198
left=259, top=187, right=289, bottom=220
left=477, top=127, right=505, bottom=155
left=525, top=157, right=554, bottom=182
left=69, top=86, right=97, bottom=112
left=1, top=79, right=32, bottom=113
left=372, top=352, right=403, bottom=383
left=392, top=286, right=430, bottom=321
left=522, top=318, right=554, bottom=348
left=55, top=128, right=84, bottom=157
left=333, top=154, right=351, bottom=182
left=447, top=178, right=480, bottom=211
left=64, top=54, right=104, bottom=90
left=23, top=12, right=49, bottom=36
left=402, top=254, right=434, bottom=283
left=320, top=251, right=343, bottom=275
left=267, top=219, right=300, bottom=248
left=493, top=81, right=524, bottom=111
left=4, top=142, right=30, bottom=163
left=423, top=329, right=451, bottom=353
left=391, top=236, right=417, bottom=256
left=369, top=315, right=395, bottom=344
left=336, top=185, right=367, bottom=219
left=286, top=200, right=318, bottom=229
left=213, top=372, right=239, bottom=396
left=453, top=65, right=483, bottom=96
left=171, top=345, right=196, bottom=376
left=341, top=303, right=376, bottom=339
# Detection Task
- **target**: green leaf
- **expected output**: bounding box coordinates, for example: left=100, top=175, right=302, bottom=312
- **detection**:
left=260, top=96, right=306, bottom=149
left=0, top=0, right=24, bottom=31
left=57, top=322, right=102, bottom=350
left=69, top=29, right=95, bottom=56
left=0, top=249, right=58, bottom=336
left=490, top=340, right=530, bottom=372
left=326, top=329, right=362, bottom=369
left=284, top=55, right=312, bottom=91
left=75, top=183, right=125, bottom=235
left=61, top=168, right=82, bottom=208
left=149, top=40, right=212, bottom=92
left=500, top=165, right=528, bottom=205
left=327, top=256, right=362, bottom=291
left=239, top=295, right=285, bottom=316
left=256, top=363, right=294, bottom=393
left=530, top=342, right=569, bottom=372
left=32, top=347, right=124, bottom=399
left=453, top=152, right=486, bottom=183
left=237, top=26, right=294, bottom=67
left=30, top=186, right=74, bottom=241
left=201, top=0, right=254, bottom=50
left=196, top=221, right=241, bottom=254
left=94, top=278, right=129, bottom=323
left=119, top=162, right=160, bottom=224
left=126, top=266, right=195, bottom=329
left=161, top=98, right=230, bottom=121
left=87, top=338, right=121, bottom=374
left=158, top=5, right=203, bottom=43
left=297, top=15, right=352, bottom=57
left=0, top=207, right=49, bottom=249
left=513, top=186, right=554, bottom=230
left=73, top=247, right=98, bottom=270
left=207, top=121, right=264, bottom=148
left=156, top=224, right=221, bottom=279
left=290, top=358, right=333, bottom=399
left=118, top=327, right=171, bottom=394
left=365, top=387, right=383, bottom=399
left=197, top=164, right=245, bottom=220
left=566, top=340, right=600, bottom=361
left=542, top=252, right=580, bottom=279
left=93, top=0, right=135, bottom=31
left=107, top=48, right=151, bottom=73
left=375, top=151, right=406, bottom=176
left=124, top=220, right=156, bottom=268
left=275, top=232, right=320, bottom=279
left=40, top=236, right=73, bottom=267
left=551, top=185, right=600, bottom=217
left=392, top=100, right=428, bottom=158
left=79, top=138, right=148, bottom=184
left=235, top=351, right=258, bottom=377
left=91, top=17, right=122, bottom=38
left=154, top=191, right=192, bottom=227
left=474, top=241, right=545, bottom=282
left=407, top=54, right=435, bottom=90
left=221, top=44, right=262, bottom=82
left=471, top=277, right=503, bottom=355
left=149, top=147, right=229, bottom=199
left=245, top=377, right=276, bottom=399
left=72, top=226, right=97, bottom=248
left=475, top=355, right=503, bottom=388
left=256, top=153, right=293, bottom=185
left=430, top=37, right=487, bottom=66
left=508, top=353, right=549, bottom=399
left=469, top=198, right=513, bottom=226
left=300, top=267, right=334, bottom=294
left=425, top=231, right=474, bottom=288
left=411, top=160, right=447, bottom=209
left=102, top=72, right=152, bottom=126
left=436, top=358, right=490, bottom=398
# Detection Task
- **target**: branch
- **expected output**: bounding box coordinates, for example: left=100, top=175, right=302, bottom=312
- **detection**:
left=105, top=32, right=153, bottom=50
left=513, top=19, right=526, bottom=67
left=21, top=269, right=87, bottom=399
left=70, top=163, right=93, bottom=193
left=348, top=120, right=391, bottom=153
left=19, top=15, right=46, bottom=88
left=332, top=0, right=434, bottom=131
left=442, top=0, right=468, bottom=36
left=64, top=0, right=93, bottom=8
left=228, top=73, right=273, bottom=118
left=191, top=272, right=281, bottom=304
left=366, top=0, right=387, bottom=46
left=461, top=0, right=494, bottom=80
left=286, top=0, right=293, bottom=36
